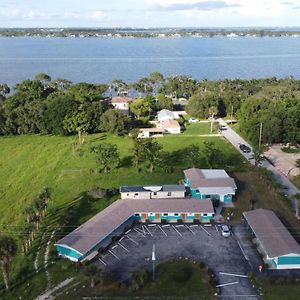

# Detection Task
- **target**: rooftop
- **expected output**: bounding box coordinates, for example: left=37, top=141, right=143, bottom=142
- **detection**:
left=184, top=168, right=237, bottom=189
left=111, top=96, right=132, bottom=103
left=243, top=209, right=300, bottom=258
left=160, top=119, right=180, bottom=128
left=56, top=198, right=214, bottom=256
left=157, top=109, right=179, bottom=120
left=120, top=185, right=186, bottom=193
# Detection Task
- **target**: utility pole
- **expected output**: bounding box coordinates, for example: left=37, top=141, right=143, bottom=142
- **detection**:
left=230, top=105, right=233, bottom=125
left=258, top=122, right=263, bottom=151
left=152, top=244, right=156, bottom=281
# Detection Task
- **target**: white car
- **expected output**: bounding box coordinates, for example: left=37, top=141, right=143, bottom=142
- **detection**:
left=220, top=225, right=231, bottom=238
left=188, top=118, right=198, bottom=123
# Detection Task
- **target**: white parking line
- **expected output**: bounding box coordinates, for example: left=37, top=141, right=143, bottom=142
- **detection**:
left=172, top=225, right=182, bottom=237
left=190, top=224, right=198, bottom=227
left=119, top=236, right=124, bottom=242
left=175, top=224, right=184, bottom=227
left=219, top=272, right=248, bottom=278
left=185, top=225, right=196, bottom=235
left=126, top=235, right=139, bottom=245
left=200, top=225, right=212, bottom=236
left=125, top=229, right=132, bottom=234
left=237, top=240, right=248, bottom=261
left=98, top=257, right=107, bottom=266
left=161, top=224, right=170, bottom=228
left=216, top=281, right=238, bottom=288
left=118, top=242, right=130, bottom=253
left=158, top=225, right=168, bottom=236
left=111, top=245, right=118, bottom=250
left=143, top=225, right=153, bottom=237
left=215, top=225, right=219, bottom=234
left=148, top=224, right=157, bottom=227
left=134, top=228, right=146, bottom=237
left=108, top=249, right=120, bottom=260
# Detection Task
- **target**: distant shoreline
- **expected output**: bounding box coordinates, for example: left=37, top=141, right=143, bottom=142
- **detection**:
left=1, top=28, right=300, bottom=38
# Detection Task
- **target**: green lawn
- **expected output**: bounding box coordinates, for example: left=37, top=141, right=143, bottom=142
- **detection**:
left=183, top=122, right=217, bottom=135
left=54, top=260, right=216, bottom=300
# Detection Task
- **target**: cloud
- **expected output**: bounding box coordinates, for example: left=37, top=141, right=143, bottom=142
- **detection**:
left=153, top=1, right=240, bottom=11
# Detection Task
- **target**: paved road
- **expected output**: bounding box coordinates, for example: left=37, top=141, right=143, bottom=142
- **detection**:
left=218, top=119, right=299, bottom=208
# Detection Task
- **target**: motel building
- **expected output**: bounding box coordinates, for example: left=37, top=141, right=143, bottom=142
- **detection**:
left=184, top=168, right=237, bottom=204
left=243, top=209, right=300, bottom=269
left=55, top=197, right=214, bottom=262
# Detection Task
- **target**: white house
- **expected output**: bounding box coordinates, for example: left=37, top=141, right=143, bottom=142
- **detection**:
left=157, top=109, right=180, bottom=122
left=157, top=119, right=181, bottom=134
left=138, top=128, right=165, bottom=138
left=111, top=97, right=132, bottom=113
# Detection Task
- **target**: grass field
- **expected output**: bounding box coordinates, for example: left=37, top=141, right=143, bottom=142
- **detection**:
left=182, top=122, right=217, bottom=135
left=54, top=260, right=216, bottom=300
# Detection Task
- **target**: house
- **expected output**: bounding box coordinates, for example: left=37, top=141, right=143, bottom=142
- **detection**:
left=157, top=119, right=181, bottom=134
left=138, top=128, right=165, bottom=138
left=157, top=109, right=180, bottom=122
left=120, top=185, right=186, bottom=199
left=56, top=198, right=214, bottom=262
left=183, top=168, right=237, bottom=203
left=111, top=96, right=132, bottom=113
left=243, top=209, right=300, bottom=269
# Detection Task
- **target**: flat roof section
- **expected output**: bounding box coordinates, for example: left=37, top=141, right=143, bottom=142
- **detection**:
left=56, top=198, right=214, bottom=256
left=243, top=209, right=300, bottom=258
left=120, top=185, right=186, bottom=193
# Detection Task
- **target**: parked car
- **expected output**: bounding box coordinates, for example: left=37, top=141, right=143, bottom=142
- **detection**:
left=220, top=225, right=231, bottom=237
left=188, top=118, right=199, bottom=123
left=219, top=125, right=227, bottom=131
left=239, top=144, right=251, bottom=153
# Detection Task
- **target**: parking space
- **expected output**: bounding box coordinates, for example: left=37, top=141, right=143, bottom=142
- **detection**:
left=94, top=223, right=259, bottom=300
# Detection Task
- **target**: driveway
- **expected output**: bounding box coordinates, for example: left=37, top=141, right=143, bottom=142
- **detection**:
left=218, top=119, right=299, bottom=208
left=94, top=224, right=260, bottom=300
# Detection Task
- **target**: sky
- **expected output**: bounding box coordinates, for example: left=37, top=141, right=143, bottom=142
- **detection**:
left=0, top=0, right=300, bottom=28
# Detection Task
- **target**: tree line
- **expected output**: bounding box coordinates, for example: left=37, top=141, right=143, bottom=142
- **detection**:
left=1, top=74, right=300, bottom=145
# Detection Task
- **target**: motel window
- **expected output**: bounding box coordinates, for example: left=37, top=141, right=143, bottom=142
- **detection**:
left=163, top=213, right=168, bottom=216
left=174, top=213, right=179, bottom=216
left=205, top=195, right=210, bottom=199
left=167, top=192, right=172, bottom=196
left=153, top=192, right=157, bottom=196
left=148, top=213, right=155, bottom=216
left=134, top=193, right=139, bottom=196
left=203, top=213, right=208, bottom=216
left=127, top=193, right=129, bottom=196
left=135, top=213, right=140, bottom=216
left=195, top=189, right=200, bottom=193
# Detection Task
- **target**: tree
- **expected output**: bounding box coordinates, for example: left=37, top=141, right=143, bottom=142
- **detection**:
left=50, top=78, right=72, bottom=91
left=91, top=143, right=120, bottom=173
left=251, top=149, right=264, bottom=167
left=203, top=141, right=221, bottom=168
left=99, top=109, right=129, bottom=136
left=129, top=99, right=151, bottom=120
left=0, top=83, right=10, bottom=100
left=134, top=77, right=153, bottom=95
left=143, top=139, right=163, bottom=172
left=208, top=106, right=218, bottom=133
left=156, top=94, right=173, bottom=110
left=0, top=236, right=17, bottom=290
left=185, top=144, right=201, bottom=168
left=82, top=265, right=102, bottom=288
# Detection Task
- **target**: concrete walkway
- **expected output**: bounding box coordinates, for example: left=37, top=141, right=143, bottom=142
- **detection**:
left=218, top=118, right=299, bottom=210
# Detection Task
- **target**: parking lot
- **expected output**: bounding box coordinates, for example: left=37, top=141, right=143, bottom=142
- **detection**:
left=93, top=223, right=261, bottom=299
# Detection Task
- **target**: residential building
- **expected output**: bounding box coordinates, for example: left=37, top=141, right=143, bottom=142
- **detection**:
left=243, top=209, right=300, bottom=269
left=138, top=128, right=165, bottom=138
left=120, top=185, right=186, bottom=199
left=184, top=168, right=237, bottom=203
left=56, top=198, right=214, bottom=262
left=111, top=96, right=132, bottom=113
left=157, top=109, right=180, bottom=122
left=157, top=119, right=181, bottom=134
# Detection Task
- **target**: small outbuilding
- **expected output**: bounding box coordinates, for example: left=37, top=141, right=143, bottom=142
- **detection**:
left=157, top=119, right=181, bottom=134
left=243, top=209, right=300, bottom=269
left=157, top=109, right=180, bottom=122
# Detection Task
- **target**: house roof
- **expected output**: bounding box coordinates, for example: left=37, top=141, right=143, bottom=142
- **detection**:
left=139, top=128, right=165, bottom=133
left=160, top=119, right=180, bottom=129
left=157, top=109, right=179, bottom=121
left=243, top=209, right=300, bottom=258
left=56, top=198, right=214, bottom=256
left=111, top=96, right=132, bottom=104
left=184, top=168, right=237, bottom=189
left=120, top=185, right=186, bottom=193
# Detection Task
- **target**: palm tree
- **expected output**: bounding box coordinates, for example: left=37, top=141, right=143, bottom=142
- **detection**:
left=0, top=236, right=17, bottom=290
left=208, top=106, right=218, bottom=133
left=82, top=265, right=102, bottom=288
left=251, top=149, right=264, bottom=167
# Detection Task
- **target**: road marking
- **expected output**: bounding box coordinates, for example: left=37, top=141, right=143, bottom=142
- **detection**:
left=161, top=224, right=170, bottom=228
left=237, top=240, right=248, bottom=261
left=190, top=224, right=198, bottom=227
left=217, top=295, right=258, bottom=298
left=134, top=228, right=146, bottom=237
left=158, top=225, right=168, bottom=236
left=215, top=225, right=219, bottom=234
left=119, top=236, right=124, bottom=242
left=219, top=272, right=248, bottom=278
left=185, top=225, right=195, bottom=235
left=125, top=229, right=132, bottom=234
left=204, top=224, right=212, bottom=227
left=172, top=225, right=182, bottom=237
left=148, top=224, right=157, bottom=227
left=98, top=257, right=107, bottom=266
left=126, top=235, right=139, bottom=245
left=118, top=242, right=130, bottom=253
left=175, top=224, right=184, bottom=227
left=200, top=225, right=212, bottom=236
left=108, top=250, right=120, bottom=260
left=216, top=281, right=239, bottom=288
left=143, top=225, right=153, bottom=237
left=111, top=245, right=118, bottom=250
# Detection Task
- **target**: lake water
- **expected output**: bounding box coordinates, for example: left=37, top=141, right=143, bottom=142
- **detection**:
left=1, top=37, right=300, bottom=86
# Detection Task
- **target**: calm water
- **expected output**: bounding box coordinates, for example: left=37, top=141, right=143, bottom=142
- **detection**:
left=1, top=37, right=300, bottom=86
